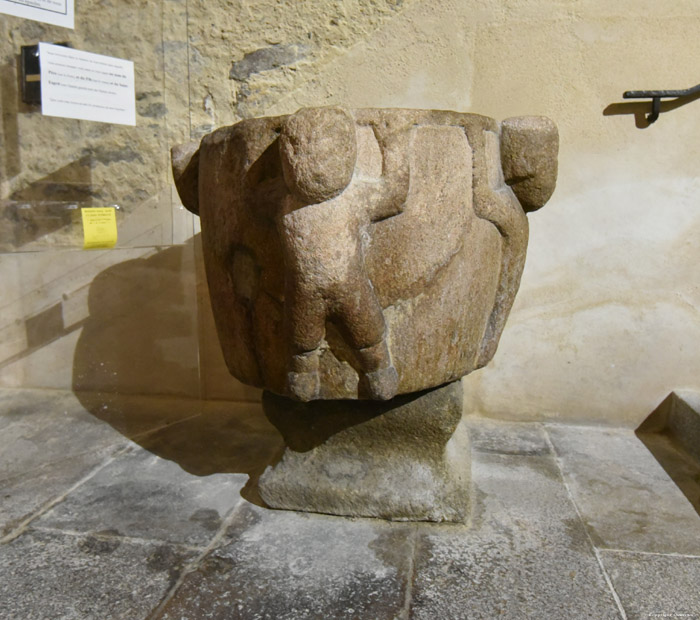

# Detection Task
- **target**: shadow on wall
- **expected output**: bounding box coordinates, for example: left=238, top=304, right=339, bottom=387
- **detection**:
left=72, top=242, right=200, bottom=398
left=71, top=238, right=280, bottom=502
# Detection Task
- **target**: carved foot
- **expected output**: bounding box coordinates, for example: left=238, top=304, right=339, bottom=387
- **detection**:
left=365, top=365, right=399, bottom=400
left=287, top=371, right=320, bottom=402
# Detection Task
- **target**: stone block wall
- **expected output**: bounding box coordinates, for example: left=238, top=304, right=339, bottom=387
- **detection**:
left=1, top=0, right=699, bottom=425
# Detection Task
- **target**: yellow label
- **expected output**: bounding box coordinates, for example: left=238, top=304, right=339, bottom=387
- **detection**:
left=81, top=207, right=117, bottom=249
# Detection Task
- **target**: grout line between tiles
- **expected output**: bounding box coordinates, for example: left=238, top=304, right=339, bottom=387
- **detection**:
left=30, top=525, right=206, bottom=554
left=145, top=497, right=246, bottom=619
left=544, top=421, right=635, bottom=432
left=0, top=444, right=132, bottom=545
left=597, top=547, right=700, bottom=561
left=543, top=428, right=629, bottom=620
left=591, top=547, right=628, bottom=620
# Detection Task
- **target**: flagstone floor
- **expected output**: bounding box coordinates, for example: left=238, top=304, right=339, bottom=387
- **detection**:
left=1, top=388, right=699, bottom=619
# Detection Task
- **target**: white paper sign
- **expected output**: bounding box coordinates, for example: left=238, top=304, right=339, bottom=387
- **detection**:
left=39, top=43, right=136, bottom=126
left=0, top=0, right=74, bottom=29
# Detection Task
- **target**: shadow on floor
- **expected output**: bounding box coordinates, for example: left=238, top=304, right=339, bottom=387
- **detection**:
left=71, top=241, right=282, bottom=506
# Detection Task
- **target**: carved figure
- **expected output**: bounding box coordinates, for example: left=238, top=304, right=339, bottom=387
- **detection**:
left=276, top=107, right=411, bottom=401
left=172, top=108, right=558, bottom=402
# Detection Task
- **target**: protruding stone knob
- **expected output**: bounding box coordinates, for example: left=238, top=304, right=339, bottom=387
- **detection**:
left=501, top=115, right=559, bottom=213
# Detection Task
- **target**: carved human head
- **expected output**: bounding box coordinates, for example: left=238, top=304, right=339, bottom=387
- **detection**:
left=279, top=107, right=357, bottom=204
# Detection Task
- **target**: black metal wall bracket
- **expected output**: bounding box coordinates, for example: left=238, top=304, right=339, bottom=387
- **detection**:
left=623, top=83, right=700, bottom=124
left=20, top=42, right=70, bottom=105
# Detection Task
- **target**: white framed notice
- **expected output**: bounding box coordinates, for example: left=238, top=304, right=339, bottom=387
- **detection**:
left=39, top=43, right=136, bottom=126
left=0, top=0, right=74, bottom=29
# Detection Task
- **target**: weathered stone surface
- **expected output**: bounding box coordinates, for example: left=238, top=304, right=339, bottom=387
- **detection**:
left=279, top=106, right=358, bottom=204
left=187, top=1, right=412, bottom=125
left=465, top=416, right=552, bottom=456
left=35, top=445, right=244, bottom=546
left=599, top=550, right=700, bottom=620
left=0, top=529, right=195, bottom=620
left=409, top=451, right=621, bottom=619
left=154, top=503, right=414, bottom=620
left=0, top=388, right=127, bottom=480
left=546, top=424, right=700, bottom=554
left=500, top=115, right=558, bottom=213
left=0, top=447, right=118, bottom=538
left=258, top=380, right=470, bottom=522
left=170, top=141, right=200, bottom=215
left=229, top=43, right=309, bottom=82
left=173, top=107, right=558, bottom=401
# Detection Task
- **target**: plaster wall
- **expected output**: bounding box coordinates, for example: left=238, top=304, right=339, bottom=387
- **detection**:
left=1, top=0, right=698, bottom=426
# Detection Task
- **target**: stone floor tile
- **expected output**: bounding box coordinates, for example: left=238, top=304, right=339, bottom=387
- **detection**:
left=0, top=528, right=196, bottom=620
left=409, top=452, right=621, bottom=620
left=154, top=503, right=414, bottom=620
left=0, top=446, right=119, bottom=537
left=0, top=388, right=128, bottom=480
left=464, top=417, right=551, bottom=456
left=546, top=424, right=700, bottom=554
left=600, top=550, right=700, bottom=620
left=35, top=445, right=246, bottom=546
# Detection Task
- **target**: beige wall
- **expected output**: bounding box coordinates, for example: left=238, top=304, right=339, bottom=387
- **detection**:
left=1, top=0, right=699, bottom=425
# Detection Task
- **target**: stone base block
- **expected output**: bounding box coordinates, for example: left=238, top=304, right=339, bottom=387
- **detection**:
left=636, top=391, right=700, bottom=516
left=258, top=381, right=471, bottom=522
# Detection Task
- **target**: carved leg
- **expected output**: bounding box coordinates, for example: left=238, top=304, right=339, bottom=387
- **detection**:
left=356, top=340, right=399, bottom=400
left=288, top=350, right=321, bottom=402
left=333, top=277, right=398, bottom=400
left=285, top=282, right=326, bottom=401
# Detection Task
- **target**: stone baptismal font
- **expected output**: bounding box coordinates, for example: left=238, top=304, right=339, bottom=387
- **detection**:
left=172, top=107, right=558, bottom=522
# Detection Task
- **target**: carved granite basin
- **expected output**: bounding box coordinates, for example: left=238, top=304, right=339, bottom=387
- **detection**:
left=173, top=108, right=558, bottom=402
